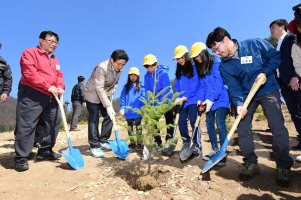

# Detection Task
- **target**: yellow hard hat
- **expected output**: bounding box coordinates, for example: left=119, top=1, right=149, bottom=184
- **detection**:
left=143, top=54, right=157, bottom=66
left=173, top=45, right=188, bottom=60
left=128, top=67, right=140, bottom=76
left=190, top=42, right=207, bottom=59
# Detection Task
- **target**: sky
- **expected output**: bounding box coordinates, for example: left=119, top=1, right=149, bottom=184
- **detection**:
left=1, top=0, right=300, bottom=109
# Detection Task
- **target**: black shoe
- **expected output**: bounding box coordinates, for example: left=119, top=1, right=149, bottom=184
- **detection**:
left=239, top=163, right=260, bottom=181
left=15, top=159, right=29, bottom=172
left=36, top=149, right=62, bottom=160
left=276, top=168, right=292, bottom=186
left=291, top=143, right=301, bottom=150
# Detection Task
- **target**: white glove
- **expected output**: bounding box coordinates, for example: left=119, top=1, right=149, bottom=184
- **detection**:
left=120, top=109, right=125, bottom=116
left=82, top=102, right=86, bottom=107
left=106, top=106, right=116, bottom=120
left=202, top=99, right=214, bottom=112
left=174, top=97, right=187, bottom=105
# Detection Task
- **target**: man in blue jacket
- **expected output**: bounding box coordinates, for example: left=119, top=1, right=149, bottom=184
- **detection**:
left=206, top=27, right=293, bottom=186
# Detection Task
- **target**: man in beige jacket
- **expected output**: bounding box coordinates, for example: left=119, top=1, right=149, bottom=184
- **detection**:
left=84, top=49, right=129, bottom=158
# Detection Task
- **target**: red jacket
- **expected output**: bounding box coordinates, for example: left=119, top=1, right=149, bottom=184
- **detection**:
left=20, top=46, right=65, bottom=96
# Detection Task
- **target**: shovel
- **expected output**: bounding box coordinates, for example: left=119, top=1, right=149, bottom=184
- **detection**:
left=202, top=75, right=266, bottom=173
left=161, top=100, right=187, bottom=156
left=108, top=117, right=129, bottom=160
left=179, top=104, right=206, bottom=162
left=54, top=95, right=84, bottom=170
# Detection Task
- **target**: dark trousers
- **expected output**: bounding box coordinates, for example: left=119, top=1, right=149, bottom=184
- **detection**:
left=86, top=101, right=112, bottom=148
left=70, top=100, right=83, bottom=129
left=237, top=91, right=293, bottom=169
left=15, top=85, right=62, bottom=161
left=281, top=85, right=301, bottom=140
left=154, top=109, right=175, bottom=146
left=179, top=104, right=199, bottom=146
left=127, top=118, right=142, bottom=145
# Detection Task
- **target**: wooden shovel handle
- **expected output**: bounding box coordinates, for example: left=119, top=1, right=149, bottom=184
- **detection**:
left=54, top=95, right=71, bottom=139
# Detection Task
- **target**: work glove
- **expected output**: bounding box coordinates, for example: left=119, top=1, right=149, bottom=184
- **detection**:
left=106, top=106, right=116, bottom=120
left=120, top=109, right=125, bottom=116
left=174, top=97, right=187, bottom=106
left=202, top=99, right=214, bottom=113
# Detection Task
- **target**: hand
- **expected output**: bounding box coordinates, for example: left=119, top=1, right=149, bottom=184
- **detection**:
left=0, top=93, right=9, bottom=103
left=202, top=99, right=214, bottom=113
left=48, top=86, right=58, bottom=96
left=255, top=73, right=267, bottom=84
left=82, top=102, right=86, bottom=107
left=120, top=109, right=125, bottom=116
left=175, top=97, right=187, bottom=105
left=106, top=106, right=116, bottom=120
left=237, top=106, right=247, bottom=118
left=197, top=100, right=202, bottom=106
left=57, top=88, right=65, bottom=95
left=289, top=77, right=299, bottom=91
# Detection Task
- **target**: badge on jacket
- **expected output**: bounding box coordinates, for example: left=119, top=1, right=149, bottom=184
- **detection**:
left=56, top=65, right=61, bottom=70
left=241, top=56, right=252, bottom=64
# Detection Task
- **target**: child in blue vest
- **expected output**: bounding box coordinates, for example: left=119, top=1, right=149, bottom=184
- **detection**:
left=120, top=67, right=145, bottom=151
left=190, top=42, right=230, bottom=165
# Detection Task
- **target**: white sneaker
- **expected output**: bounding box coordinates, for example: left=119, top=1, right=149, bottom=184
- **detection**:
left=202, top=150, right=218, bottom=161
left=296, top=155, right=301, bottom=162
left=100, top=142, right=112, bottom=151
left=90, top=147, right=105, bottom=158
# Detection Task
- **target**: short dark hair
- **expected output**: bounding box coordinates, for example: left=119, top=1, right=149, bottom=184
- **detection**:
left=39, top=31, right=59, bottom=42
left=206, top=27, right=231, bottom=48
left=269, top=19, right=288, bottom=32
left=110, top=49, right=129, bottom=62
left=78, top=75, right=85, bottom=82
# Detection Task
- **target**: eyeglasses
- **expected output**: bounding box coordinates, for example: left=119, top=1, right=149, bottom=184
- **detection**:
left=44, top=39, right=59, bottom=45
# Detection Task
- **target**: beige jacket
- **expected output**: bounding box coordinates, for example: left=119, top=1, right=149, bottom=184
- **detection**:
left=291, top=43, right=301, bottom=77
left=84, top=59, right=121, bottom=107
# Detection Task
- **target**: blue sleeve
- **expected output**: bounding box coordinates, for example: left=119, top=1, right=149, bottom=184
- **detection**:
left=158, top=72, right=171, bottom=101
left=206, top=63, right=224, bottom=102
left=256, top=39, right=281, bottom=76
left=120, top=86, right=126, bottom=109
left=220, top=64, right=244, bottom=106
left=174, top=78, right=182, bottom=98
left=144, top=74, right=150, bottom=97
left=198, top=78, right=206, bottom=102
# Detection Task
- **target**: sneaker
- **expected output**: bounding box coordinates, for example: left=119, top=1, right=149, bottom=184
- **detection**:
left=291, top=142, right=301, bottom=150
left=15, top=159, right=29, bottom=172
left=276, top=168, right=292, bottom=186
left=128, top=144, right=136, bottom=153
left=296, top=155, right=301, bottom=162
left=90, top=147, right=105, bottom=158
left=100, top=142, right=112, bottom=151
left=192, top=146, right=202, bottom=158
left=239, top=163, right=260, bottom=180
left=202, top=150, right=218, bottom=161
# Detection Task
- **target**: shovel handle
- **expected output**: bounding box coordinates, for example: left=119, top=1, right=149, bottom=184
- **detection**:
left=54, top=95, right=71, bottom=139
left=226, top=75, right=266, bottom=141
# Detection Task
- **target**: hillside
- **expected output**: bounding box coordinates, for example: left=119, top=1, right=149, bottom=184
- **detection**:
left=0, top=97, right=17, bottom=132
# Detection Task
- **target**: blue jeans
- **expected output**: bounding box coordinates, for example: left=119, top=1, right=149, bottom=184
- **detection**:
left=206, top=107, right=229, bottom=151
left=179, top=104, right=201, bottom=148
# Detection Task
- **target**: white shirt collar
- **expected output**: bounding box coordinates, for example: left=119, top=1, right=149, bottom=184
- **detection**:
left=276, top=33, right=287, bottom=51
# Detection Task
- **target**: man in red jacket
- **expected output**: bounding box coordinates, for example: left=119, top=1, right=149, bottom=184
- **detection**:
left=15, top=31, right=65, bottom=172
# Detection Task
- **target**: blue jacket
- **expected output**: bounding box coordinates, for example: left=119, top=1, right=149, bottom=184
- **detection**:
left=144, top=65, right=173, bottom=103
left=198, top=56, right=230, bottom=111
left=120, top=82, right=145, bottom=120
left=220, top=38, right=280, bottom=106
left=175, top=64, right=200, bottom=108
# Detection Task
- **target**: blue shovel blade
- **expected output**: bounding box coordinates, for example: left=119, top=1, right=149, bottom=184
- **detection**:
left=62, top=138, right=84, bottom=170
left=202, top=150, right=227, bottom=174
left=108, top=139, right=129, bottom=160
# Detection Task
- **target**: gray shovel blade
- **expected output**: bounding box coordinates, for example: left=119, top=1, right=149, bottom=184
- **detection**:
left=180, top=143, right=196, bottom=161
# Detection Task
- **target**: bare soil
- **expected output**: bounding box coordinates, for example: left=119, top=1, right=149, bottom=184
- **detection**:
left=1, top=105, right=301, bottom=200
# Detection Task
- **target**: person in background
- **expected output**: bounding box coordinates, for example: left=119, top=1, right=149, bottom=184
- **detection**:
left=190, top=42, right=230, bottom=165
left=270, top=19, right=301, bottom=150
left=142, top=54, right=174, bottom=150
left=120, top=67, right=144, bottom=151
left=70, top=75, right=85, bottom=131
left=85, top=49, right=129, bottom=158
left=172, top=45, right=201, bottom=158
left=15, top=31, right=64, bottom=172
left=206, top=27, right=293, bottom=186
left=0, top=42, right=12, bottom=104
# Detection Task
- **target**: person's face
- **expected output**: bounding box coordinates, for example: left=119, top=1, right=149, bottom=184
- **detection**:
left=211, top=37, right=231, bottom=58
left=270, top=24, right=284, bottom=40
left=129, top=74, right=138, bottom=82
left=176, top=56, right=186, bottom=66
left=194, top=55, right=202, bottom=63
left=39, top=34, right=59, bottom=54
left=144, top=63, right=157, bottom=73
left=111, top=58, right=127, bottom=72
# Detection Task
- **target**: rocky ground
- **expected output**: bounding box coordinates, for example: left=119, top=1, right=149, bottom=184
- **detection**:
left=0, top=105, right=301, bottom=200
